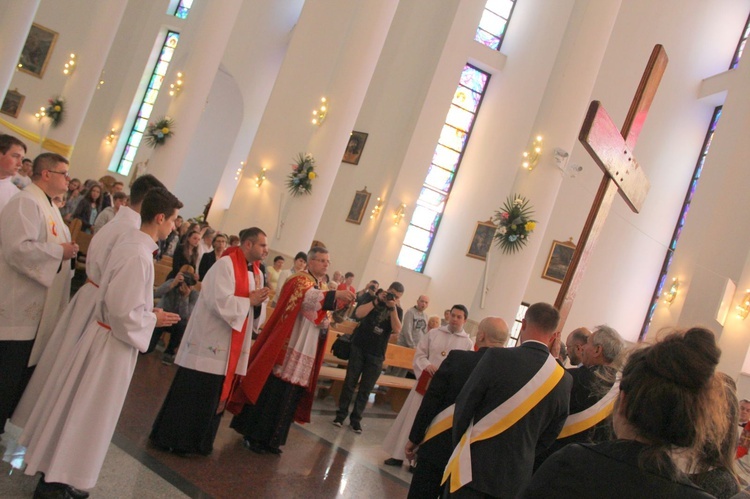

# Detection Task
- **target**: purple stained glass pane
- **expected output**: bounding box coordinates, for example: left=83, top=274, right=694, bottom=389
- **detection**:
left=433, top=145, right=460, bottom=172
left=474, top=29, right=500, bottom=50
left=424, top=166, right=454, bottom=194
left=445, top=105, right=475, bottom=132
left=438, top=124, right=467, bottom=152
left=411, top=206, right=441, bottom=232
left=397, top=246, right=427, bottom=272
left=711, top=109, right=722, bottom=130
left=453, top=87, right=481, bottom=113
left=416, top=187, right=446, bottom=211
left=460, top=66, right=488, bottom=94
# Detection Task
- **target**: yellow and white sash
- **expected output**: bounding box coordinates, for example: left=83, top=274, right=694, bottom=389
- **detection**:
left=422, top=404, right=455, bottom=443
left=556, top=380, right=619, bottom=439
left=442, top=354, right=565, bottom=493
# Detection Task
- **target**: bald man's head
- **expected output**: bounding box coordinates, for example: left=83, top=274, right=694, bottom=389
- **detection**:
left=476, top=317, right=509, bottom=348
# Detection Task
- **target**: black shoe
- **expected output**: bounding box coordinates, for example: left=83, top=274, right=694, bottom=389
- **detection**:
left=35, top=477, right=89, bottom=499
left=264, top=444, right=283, bottom=455
left=350, top=422, right=362, bottom=434
left=384, top=458, right=404, bottom=466
left=243, top=437, right=267, bottom=454
left=332, top=418, right=344, bottom=428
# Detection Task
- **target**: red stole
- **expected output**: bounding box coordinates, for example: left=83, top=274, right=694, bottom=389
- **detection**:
left=227, top=272, right=327, bottom=423
left=219, top=247, right=251, bottom=405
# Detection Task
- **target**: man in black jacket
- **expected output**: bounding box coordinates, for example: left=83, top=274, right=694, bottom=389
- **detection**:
left=448, top=302, right=572, bottom=498
left=405, top=316, right=509, bottom=499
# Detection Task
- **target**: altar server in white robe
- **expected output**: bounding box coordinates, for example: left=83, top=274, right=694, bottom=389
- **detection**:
left=382, top=304, right=474, bottom=467
left=11, top=174, right=165, bottom=429
left=0, top=134, right=26, bottom=213
left=20, top=188, right=182, bottom=498
left=0, top=153, right=77, bottom=434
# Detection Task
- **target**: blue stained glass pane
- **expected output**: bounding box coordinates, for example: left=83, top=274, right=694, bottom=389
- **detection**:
left=438, top=125, right=467, bottom=152
left=460, top=66, right=488, bottom=93
left=486, top=0, right=514, bottom=18
left=160, top=47, right=175, bottom=63
left=479, top=10, right=507, bottom=38
left=397, top=246, right=427, bottom=273
left=404, top=225, right=433, bottom=252
left=411, top=206, right=440, bottom=232
left=416, top=187, right=447, bottom=212
left=424, top=165, right=454, bottom=193
left=433, top=145, right=460, bottom=172
left=445, top=105, right=475, bottom=132
left=140, top=103, right=154, bottom=119
left=165, top=32, right=180, bottom=48
left=154, top=61, right=169, bottom=76
left=453, top=87, right=481, bottom=113
left=144, top=89, right=159, bottom=105
left=134, top=118, right=148, bottom=132
left=711, top=109, right=722, bottom=129
left=474, top=29, right=500, bottom=50
left=704, top=132, right=714, bottom=151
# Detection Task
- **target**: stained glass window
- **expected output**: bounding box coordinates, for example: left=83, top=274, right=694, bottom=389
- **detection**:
left=173, top=0, right=194, bottom=20
left=112, top=31, right=180, bottom=176
left=730, top=12, right=750, bottom=69
left=397, top=64, right=491, bottom=272
left=508, top=302, right=529, bottom=347
left=639, top=107, right=721, bottom=339
left=475, top=0, right=517, bottom=51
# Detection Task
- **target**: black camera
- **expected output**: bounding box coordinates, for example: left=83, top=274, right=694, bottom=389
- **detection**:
left=385, top=292, right=396, bottom=301
left=368, top=284, right=377, bottom=292
left=180, top=272, right=196, bottom=287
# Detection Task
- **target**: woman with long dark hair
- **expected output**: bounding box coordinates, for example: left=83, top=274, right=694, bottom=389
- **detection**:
left=72, top=183, right=103, bottom=233
left=168, top=230, right=200, bottom=279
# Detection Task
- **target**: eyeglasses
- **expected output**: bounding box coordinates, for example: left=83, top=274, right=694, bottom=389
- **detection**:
left=48, top=170, right=71, bottom=180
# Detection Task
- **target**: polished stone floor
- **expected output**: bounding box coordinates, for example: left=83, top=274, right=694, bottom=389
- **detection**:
left=1, top=353, right=411, bottom=498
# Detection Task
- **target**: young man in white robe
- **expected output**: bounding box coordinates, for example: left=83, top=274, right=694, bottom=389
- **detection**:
left=11, top=174, right=166, bottom=430
left=0, top=134, right=26, bottom=213
left=20, top=187, right=182, bottom=499
left=150, top=227, right=271, bottom=455
left=382, top=304, right=474, bottom=469
left=0, top=153, right=77, bottom=434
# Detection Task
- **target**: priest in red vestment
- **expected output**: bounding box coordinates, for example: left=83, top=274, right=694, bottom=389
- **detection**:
left=228, top=246, right=354, bottom=454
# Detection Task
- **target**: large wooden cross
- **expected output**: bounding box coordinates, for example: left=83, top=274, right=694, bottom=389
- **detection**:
left=554, top=45, right=668, bottom=333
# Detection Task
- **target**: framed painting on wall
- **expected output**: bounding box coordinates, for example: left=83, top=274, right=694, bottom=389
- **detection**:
left=342, top=131, right=368, bottom=165
left=467, top=220, right=496, bottom=261
left=542, top=239, right=577, bottom=283
left=18, top=23, right=59, bottom=78
left=345, top=188, right=371, bottom=224
left=1, top=90, right=25, bottom=118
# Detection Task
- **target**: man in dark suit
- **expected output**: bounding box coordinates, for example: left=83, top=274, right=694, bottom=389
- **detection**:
left=448, top=302, right=572, bottom=498
left=405, top=316, right=510, bottom=499
left=534, top=325, right=624, bottom=470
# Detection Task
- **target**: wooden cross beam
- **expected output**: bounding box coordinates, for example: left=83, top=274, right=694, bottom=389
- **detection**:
left=554, top=45, right=668, bottom=332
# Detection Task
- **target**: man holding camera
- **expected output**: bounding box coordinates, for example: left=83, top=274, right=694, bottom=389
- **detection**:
left=147, top=267, right=200, bottom=364
left=334, top=282, right=404, bottom=433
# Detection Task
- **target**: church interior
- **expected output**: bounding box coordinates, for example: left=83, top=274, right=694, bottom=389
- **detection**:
left=2, top=0, right=750, bottom=497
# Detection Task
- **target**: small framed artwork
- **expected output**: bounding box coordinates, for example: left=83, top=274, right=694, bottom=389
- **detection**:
left=342, top=131, right=368, bottom=165
left=345, top=188, right=371, bottom=225
left=1, top=90, right=25, bottom=118
left=467, top=221, right=497, bottom=261
left=18, top=23, right=59, bottom=78
left=542, top=240, right=577, bottom=283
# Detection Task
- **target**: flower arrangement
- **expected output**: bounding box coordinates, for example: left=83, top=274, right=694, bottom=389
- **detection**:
left=144, top=117, right=175, bottom=147
left=46, top=97, right=65, bottom=128
left=286, top=153, right=316, bottom=196
left=492, top=194, right=537, bottom=254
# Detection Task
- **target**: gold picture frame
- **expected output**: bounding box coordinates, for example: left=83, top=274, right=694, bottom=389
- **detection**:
left=467, top=220, right=496, bottom=261
left=1, top=89, right=25, bottom=118
left=345, top=188, right=371, bottom=224
left=542, top=240, right=577, bottom=283
left=18, top=23, right=59, bottom=78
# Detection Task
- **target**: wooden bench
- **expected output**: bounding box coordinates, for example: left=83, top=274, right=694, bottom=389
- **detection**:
left=318, top=327, right=416, bottom=412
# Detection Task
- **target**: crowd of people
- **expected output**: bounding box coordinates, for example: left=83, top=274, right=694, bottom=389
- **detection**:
left=1, top=132, right=749, bottom=498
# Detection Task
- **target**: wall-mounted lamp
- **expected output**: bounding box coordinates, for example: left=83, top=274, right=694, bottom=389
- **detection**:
left=736, top=289, right=750, bottom=319
left=234, top=161, right=245, bottom=182
left=663, top=277, right=679, bottom=305
left=311, top=97, right=328, bottom=126
left=370, top=197, right=383, bottom=220
left=169, top=72, right=184, bottom=97
left=522, top=135, right=543, bottom=170
left=96, top=70, right=106, bottom=90
left=255, top=167, right=267, bottom=188
left=34, top=106, right=47, bottom=121
left=393, top=203, right=406, bottom=225
left=63, top=53, right=76, bottom=76
left=105, top=128, right=117, bottom=144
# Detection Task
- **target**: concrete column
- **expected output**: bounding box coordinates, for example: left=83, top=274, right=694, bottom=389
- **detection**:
left=0, top=0, right=40, bottom=99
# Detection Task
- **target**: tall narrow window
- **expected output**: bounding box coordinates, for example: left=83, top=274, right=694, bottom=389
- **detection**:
left=508, top=302, right=529, bottom=347
left=112, top=31, right=180, bottom=176
left=730, top=12, right=750, bottom=69
left=173, top=0, right=194, bottom=20
left=475, top=0, right=517, bottom=51
left=397, top=64, right=490, bottom=272
left=639, top=107, right=722, bottom=340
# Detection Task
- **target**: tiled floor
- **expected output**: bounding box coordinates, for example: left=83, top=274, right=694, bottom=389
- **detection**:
left=1, top=353, right=411, bottom=498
